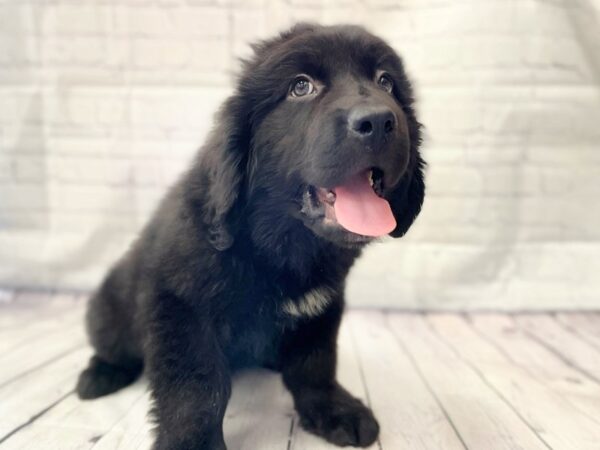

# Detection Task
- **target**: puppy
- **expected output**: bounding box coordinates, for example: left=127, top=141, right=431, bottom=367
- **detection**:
left=76, top=23, right=425, bottom=450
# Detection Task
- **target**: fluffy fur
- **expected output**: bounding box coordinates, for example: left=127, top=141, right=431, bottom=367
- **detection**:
left=76, top=23, right=425, bottom=450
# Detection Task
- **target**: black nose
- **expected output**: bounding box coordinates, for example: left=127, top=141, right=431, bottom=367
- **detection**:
left=348, top=106, right=396, bottom=148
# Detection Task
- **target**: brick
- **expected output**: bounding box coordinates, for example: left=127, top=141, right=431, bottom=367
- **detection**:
left=426, top=166, right=483, bottom=196
left=539, top=168, right=574, bottom=195
left=160, top=159, right=188, bottom=186
left=133, top=186, right=166, bottom=216
left=0, top=93, right=18, bottom=123
left=129, top=7, right=173, bottom=36
left=96, top=95, right=130, bottom=126
left=105, top=36, right=132, bottom=68
left=50, top=212, right=135, bottom=233
left=0, top=4, right=37, bottom=35
left=1, top=211, right=51, bottom=229
left=321, top=6, right=364, bottom=25
left=425, top=146, right=466, bottom=165
left=481, top=166, right=543, bottom=196
left=130, top=96, right=175, bottom=127
left=48, top=184, right=131, bottom=212
left=232, top=9, right=267, bottom=58
left=212, top=0, right=266, bottom=6
left=48, top=136, right=110, bottom=157
left=517, top=197, right=570, bottom=226
left=188, top=40, right=230, bottom=71
left=0, top=37, right=39, bottom=66
left=41, top=5, right=110, bottom=35
left=517, top=249, right=585, bottom=283
left=0, top=184, right=49, bottom=210
left=2, top=125, right=45, bottom=153
left=530, top=2, right=573, bottom=36
left=112, top=4, right=133, bottom=35
left=48, top=156, right=106, bottom=184
left=160, top=41, right=192, bottom=68
left=14, top=156, right=47, bottom=182
left=174, top=7, right=229, bottom=38
left=0, top=154, right=12, bottom=181
left=366, top=10, right=415, bottom=39
left=131, top=38, right=164, bottom=68
left=132, top=159, right=162, bottom=186
left=41, top=38, right=75, bottom=64
left=129, top=138, right=171, bottom=157
left=66, top=96, right=98, bottom=126
left=465, top=144, right=525, bottom=166
left=71, top=37, right=106, bottom=66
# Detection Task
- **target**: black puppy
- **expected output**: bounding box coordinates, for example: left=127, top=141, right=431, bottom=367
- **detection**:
left=76, top=23, right=425, bottom=450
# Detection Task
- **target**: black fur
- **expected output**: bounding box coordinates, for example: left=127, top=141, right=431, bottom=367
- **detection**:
left=77, top=23, right=425, bottom=450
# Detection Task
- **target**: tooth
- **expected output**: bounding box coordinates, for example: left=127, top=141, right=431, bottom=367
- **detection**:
left=368, top=170, right=374, bottom=187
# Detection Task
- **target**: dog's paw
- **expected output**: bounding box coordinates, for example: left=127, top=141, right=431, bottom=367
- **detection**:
left=296, top=387, right=379, bottom=447
left=76, top=356, right=142, bottom=400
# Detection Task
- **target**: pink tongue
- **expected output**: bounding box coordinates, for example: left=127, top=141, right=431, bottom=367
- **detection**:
left=333, top=172, right=397, bottom=237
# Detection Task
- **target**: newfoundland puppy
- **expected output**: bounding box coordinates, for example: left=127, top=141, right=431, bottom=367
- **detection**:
left=76, top=23, right=425, bottom=450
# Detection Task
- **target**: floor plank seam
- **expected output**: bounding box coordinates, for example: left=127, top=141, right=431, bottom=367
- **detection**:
left=551, top=314, right=600, bottom=354
left=463, top=313, right=544, bottom=381
left=385, top=313, right=470, bottom=450
left=2, top=317, right=84, bottom=357
left=517, top=325, right=600, bottom=385
left=285, top=416, right=295, bottom=450
left=428, top=315, right=555, bottom=450
left=0, top=343, right=86, bottom=390
left=89, top=389, right=149, bottom=449
left=0, top=390, right=74, bottom=445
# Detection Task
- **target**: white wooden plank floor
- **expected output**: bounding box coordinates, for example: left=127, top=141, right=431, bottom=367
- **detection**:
left=0, top=290, right=599, bottom=450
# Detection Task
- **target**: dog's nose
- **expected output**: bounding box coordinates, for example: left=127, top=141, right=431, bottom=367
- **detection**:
left=348, top=106, right=396, bottom=148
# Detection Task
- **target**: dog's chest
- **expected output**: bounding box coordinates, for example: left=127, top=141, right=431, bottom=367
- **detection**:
left=219, top=306, right=283, bottom=369
left=218, top=285, right=336, bottom=369
left=280, top=286, right=336, bottom=318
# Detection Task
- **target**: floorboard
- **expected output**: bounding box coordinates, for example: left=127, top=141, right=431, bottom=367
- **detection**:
left=468, top=314, right=600, bottom=424
left=390, top=313, right=548, bottom=450
left=0, top=293, right=599, bottom=450
left=514, top=315, right=600, bottom=384
left=349, top=312, right=464, bottom=450
left=428, top=314, right=600, bottom=450
left=554, top=313, right=600, bottom=351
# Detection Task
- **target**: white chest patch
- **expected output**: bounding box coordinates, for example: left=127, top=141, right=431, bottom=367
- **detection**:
left=282, top=287, right=336, bottom=318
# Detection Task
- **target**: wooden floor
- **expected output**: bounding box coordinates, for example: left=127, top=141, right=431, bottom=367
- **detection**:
left=0, top=291, right=599, bottom=450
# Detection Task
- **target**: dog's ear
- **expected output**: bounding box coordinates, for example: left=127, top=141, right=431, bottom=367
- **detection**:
left=388, top=154, right=426, bottom=238
left=189, top=97, right=249, bottom=251
left=382, top=57, right=425, bottom=239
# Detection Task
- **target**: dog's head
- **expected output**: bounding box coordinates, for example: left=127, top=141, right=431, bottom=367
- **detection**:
left=197, top=24, right=425, bottom=252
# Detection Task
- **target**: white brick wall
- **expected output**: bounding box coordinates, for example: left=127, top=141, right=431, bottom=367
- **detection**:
left=1, top=0, right=600, bottom=310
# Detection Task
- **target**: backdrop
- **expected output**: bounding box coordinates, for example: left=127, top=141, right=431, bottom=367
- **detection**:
left=1, top=0, right=599, bottom=310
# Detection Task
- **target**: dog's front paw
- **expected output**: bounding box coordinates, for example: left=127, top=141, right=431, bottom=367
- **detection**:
left=296, top=386, right=379, bottom=447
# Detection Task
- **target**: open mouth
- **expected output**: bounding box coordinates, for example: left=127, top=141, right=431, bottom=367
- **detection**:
left=302, top=168, right=397, bottom=237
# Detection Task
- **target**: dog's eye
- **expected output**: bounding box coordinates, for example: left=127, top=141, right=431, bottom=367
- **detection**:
left=378, top=74, right=394, bottom=94
left=291, top=77, right=316, bottom=97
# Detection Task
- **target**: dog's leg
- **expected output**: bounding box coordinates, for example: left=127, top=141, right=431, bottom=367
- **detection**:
left=77, top=267, right=144, bottom=400
left=281, top=303, right=379, bottom=448
left=147, top=295, right=231, bottom=450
